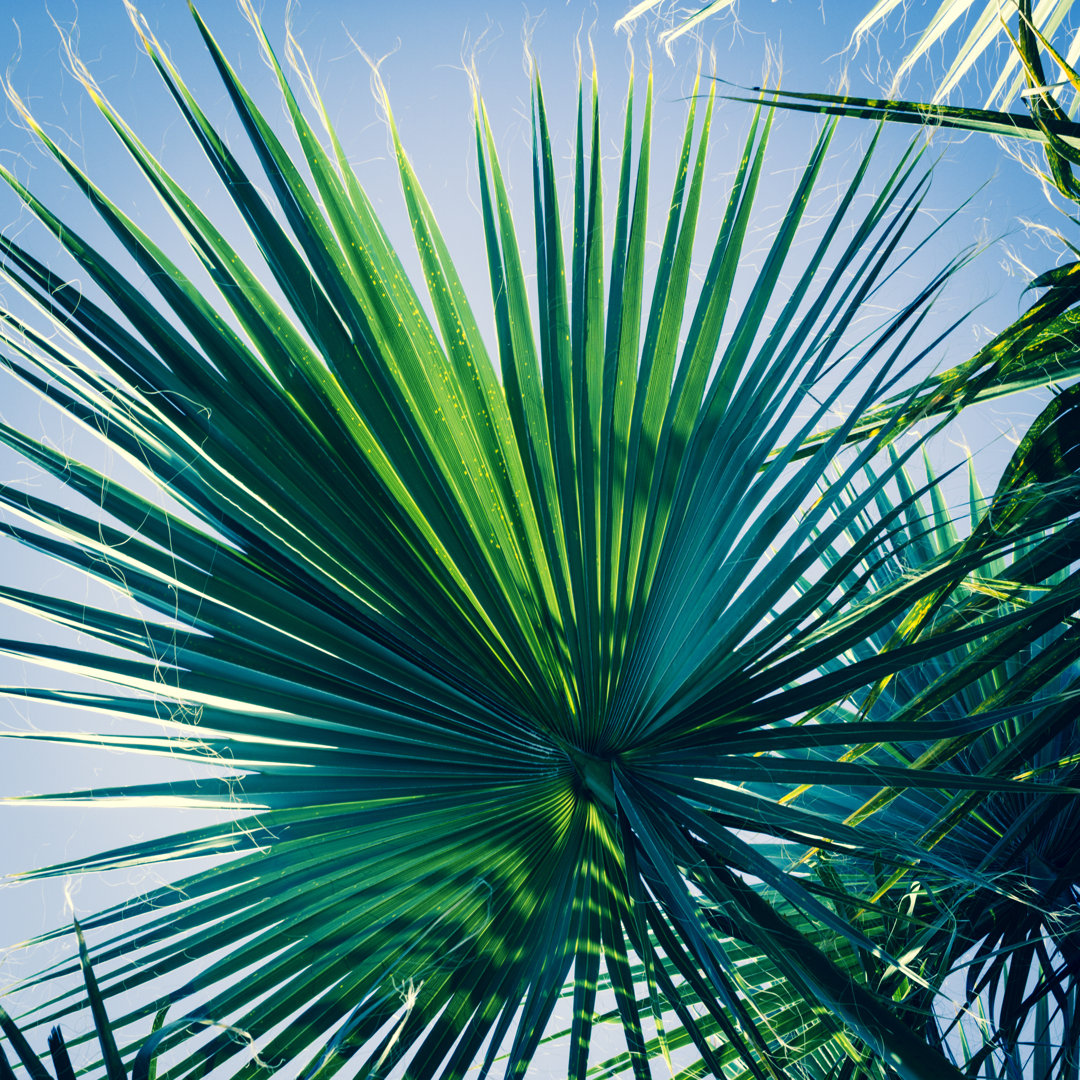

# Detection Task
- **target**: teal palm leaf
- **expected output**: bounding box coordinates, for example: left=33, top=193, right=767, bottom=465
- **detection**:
left=2, top=5, right=1078, bottom=1080
left=758, top=423, right=1080, bottom=1077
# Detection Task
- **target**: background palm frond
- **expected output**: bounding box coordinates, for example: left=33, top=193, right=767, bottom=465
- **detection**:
left=616, top=0, right=1080, bottom=112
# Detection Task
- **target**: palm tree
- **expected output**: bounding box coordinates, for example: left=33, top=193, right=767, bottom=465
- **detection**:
left=1, top=3, right=1077, bottom=1078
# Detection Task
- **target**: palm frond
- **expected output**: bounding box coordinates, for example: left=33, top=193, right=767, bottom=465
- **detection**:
left=1, top=926, right=176, bottom=1080
left=1, top=5, right=1078, bottom=1080
left=616, top=0, right=1080, bottom=112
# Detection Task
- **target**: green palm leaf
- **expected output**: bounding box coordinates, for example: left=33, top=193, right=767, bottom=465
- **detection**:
left=2, top=5, right=1078, bottom=1080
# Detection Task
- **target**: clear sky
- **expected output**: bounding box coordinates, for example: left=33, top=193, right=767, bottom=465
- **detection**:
left=0, top=0, right=1066, bottom=1069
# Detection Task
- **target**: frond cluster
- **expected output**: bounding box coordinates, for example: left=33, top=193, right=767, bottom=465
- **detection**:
left=0, top=5, right=1077, bottom=1080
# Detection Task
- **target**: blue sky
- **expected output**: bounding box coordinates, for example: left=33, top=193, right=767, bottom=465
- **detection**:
left=0, top=0, right=1068, bottom=1068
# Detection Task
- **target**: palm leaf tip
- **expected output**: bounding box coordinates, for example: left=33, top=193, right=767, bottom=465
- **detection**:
left=1, top=5, right=1077, bottom=1080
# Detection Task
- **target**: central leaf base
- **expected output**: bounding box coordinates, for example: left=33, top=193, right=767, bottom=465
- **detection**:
left=565, top=746, right=617, bottom=813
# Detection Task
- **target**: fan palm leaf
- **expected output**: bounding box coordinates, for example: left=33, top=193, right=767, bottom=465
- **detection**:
left=2, top=4, right=1078, bottom=1080
left=746, top=336, right=1080, bottom=1074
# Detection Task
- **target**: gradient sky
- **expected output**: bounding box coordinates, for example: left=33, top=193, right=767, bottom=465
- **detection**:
left=0, top=0, right=1068, bottom=1071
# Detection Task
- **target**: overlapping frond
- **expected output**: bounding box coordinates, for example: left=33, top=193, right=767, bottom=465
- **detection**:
left=616, top=0, right=1080, bottom=111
